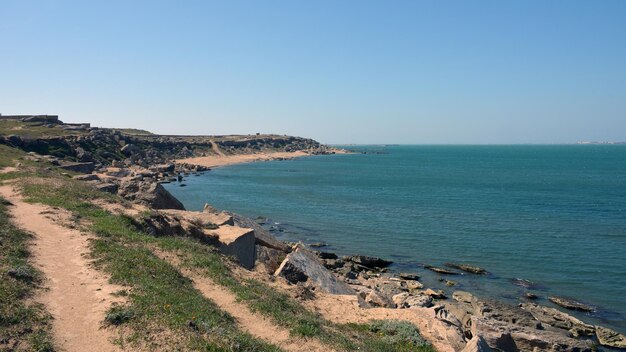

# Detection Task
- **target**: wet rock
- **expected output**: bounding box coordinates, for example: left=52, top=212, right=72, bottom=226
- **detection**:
left=275, top=246, right=354, bottom=295
left=425, top=265, right=460, bottom=275
left=595, top=325, right=626, bottom=349
left=524, top=292, right=539, bottom=300
left=445, top=263, right=487, bottom=275
left=349, top=255, right=392, bottom=269
left=399, top=273, right=419, bottom=280
left=317, top=251, right=338, bottom=260
left=548, top=296, right=594, bottom=312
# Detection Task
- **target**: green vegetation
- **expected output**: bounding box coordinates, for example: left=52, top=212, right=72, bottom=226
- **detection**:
left=0, top=198, right=55, bottom=351
left=0, top=120, right=84, bottom=138
left=20, top=178, right=280, bottom=351
left=18, top=176, right=435, bottom=351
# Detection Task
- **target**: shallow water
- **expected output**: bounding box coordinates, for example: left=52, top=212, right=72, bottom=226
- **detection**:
left=165, top=145, right=626, bottom=332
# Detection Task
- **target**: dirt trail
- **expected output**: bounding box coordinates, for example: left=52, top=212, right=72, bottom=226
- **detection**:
left=154, top=251, right=329, bottom=352
left=209, top=141, right=226, bottom=156
left=0, top=186, right=122, bottom=352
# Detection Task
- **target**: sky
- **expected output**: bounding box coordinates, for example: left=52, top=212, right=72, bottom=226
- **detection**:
left=1, top=1, right=625, bottom=144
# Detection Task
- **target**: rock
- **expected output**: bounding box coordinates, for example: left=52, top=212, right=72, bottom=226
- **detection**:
left=73, top=174, right=100, bottom=181
left=521, top=303, right=594, bottom=337
left=208, top=225, right=256, bottom=269
left=461, top=336, right=492, bottom=352
left=161, top=209, right=233, bottom=227
left=58, top=161, right=96, bottom=174
left=548, top=296, right=594, bottom=312
left=96, top=183, right=119, bottom=194
left=471, top=316, right=594, bottom=352
left=398, top=273, right=419, bottom=280
left=424, top=289, right=447, bottom=299
left=308, top=242, right=328, bottom=248
left=104, top=167, right=132, bottom=178
left=445, top=263, right=487, bottom=275
left=445, top=280, right=457, bottom=286
left=404, top=294, right=433, bottom=308
left=595, top=326, right=626, bottom=349
left=227, top=212, right=291, bottom=252
left=120, top=144, right=142, bottom=156
left=349, top=255, right=392, bottom=269
left=317, top=251, right=338, bottom=260
left=365, top=290, right=396, bottom=308
left=274, top=246, right=354, bottom=295
left=406, top=280, right=424, bottom=290
left=425, top=265, right=460, bottom=275
left=392, top=292, right=410, bottom=307
left=118, top=180, right=185, bottom=210
left=524, top=292, right=539, bottom=300
left=256, top=245, right=286, bottom=273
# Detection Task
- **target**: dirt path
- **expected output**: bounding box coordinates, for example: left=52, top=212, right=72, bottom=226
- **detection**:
left=209, top=141, right=226, bottom=156
left=154, top=251, right=329, bottom=352
left=0, top=186, right=123, bottom=352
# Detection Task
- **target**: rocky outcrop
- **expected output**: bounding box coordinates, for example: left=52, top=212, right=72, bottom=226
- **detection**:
left=471, top=316, right=594, bottom=352
left=521, top=303, right=594, bottom=337
left=208, top=225, right=256, bottom=269
left=118, top=180, right=184, bottom=210
left=595, top=326, right=626, bottom=349
left=275, top=245, right=354, bottom=295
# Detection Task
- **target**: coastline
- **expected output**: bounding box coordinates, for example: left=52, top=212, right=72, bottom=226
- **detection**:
left=175, top=150, right=311, bottom=169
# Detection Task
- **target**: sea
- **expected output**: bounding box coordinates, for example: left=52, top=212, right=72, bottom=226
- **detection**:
left=164, top=145, right=626, bottom=333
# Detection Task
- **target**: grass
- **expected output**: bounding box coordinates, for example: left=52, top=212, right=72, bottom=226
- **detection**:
left=18, top=176, right=436, bottom=352
left=0, top=198, right=55, bottom=351
left=20, top=178, right=281, bottom=351
left=0, top=120, right=85, bottom=138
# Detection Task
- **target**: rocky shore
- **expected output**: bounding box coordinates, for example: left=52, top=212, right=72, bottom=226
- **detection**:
left=1, top=118, right=625, bottom=351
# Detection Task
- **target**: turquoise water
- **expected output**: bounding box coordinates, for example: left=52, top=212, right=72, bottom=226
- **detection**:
left=165, top=145, right=626, bottom=332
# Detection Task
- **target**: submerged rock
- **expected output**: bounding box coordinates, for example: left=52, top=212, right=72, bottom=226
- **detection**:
left=445, top=263, right=487, bottom=275
left=425, top=265, right=460, bottom=275
left=548, top=296, right=594, bottom=312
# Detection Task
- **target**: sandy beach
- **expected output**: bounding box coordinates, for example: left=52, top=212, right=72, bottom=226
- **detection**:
left=175, top=151, right=310, bottom=169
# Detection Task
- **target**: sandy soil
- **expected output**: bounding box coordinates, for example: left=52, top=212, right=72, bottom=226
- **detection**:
left=0, top=186, right=124, bottom=352
left=0, top=166, right=18, bottom=173
left=175, top=151, right=310, bottom=169
left=154, top=251, right=329, bottom=352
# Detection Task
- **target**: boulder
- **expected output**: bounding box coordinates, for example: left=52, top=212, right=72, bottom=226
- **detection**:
left=548, top=296, right=594, bottom=312
left=349, top=255, right=392, bottom=269
left=120, top=144, right=142, bottom=156
left=118, top=180, right=185, bottom=210
left=208, top=225, right=256, bottom=269
left=96, top=182, right=119, bottom=194
left=595, top=326, right=626, bottom=349
left=73, top=174, right=100, bottom=181
left=365, top=290, right=396, bottom=308
left=275, top=246, right=354, bottom=295
left=58, top=162, right=96, bottom=174
left=256, top=245, right=286, bottom=273
left=461, top=336, right=492, bottom=352
left=227, top=212, right=291, bottom=252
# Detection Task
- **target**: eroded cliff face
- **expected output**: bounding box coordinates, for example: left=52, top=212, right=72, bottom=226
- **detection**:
left=0, top=128, right=330, bottom=167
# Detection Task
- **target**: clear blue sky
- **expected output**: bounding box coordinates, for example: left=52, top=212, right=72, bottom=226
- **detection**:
left=1, top=1, right=625, bottom=144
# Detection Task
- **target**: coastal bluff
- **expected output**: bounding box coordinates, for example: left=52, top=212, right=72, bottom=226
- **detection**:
left=1, top=117, right=625, bottom=351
